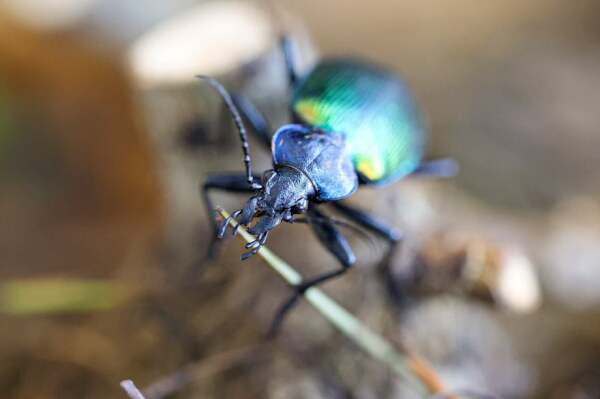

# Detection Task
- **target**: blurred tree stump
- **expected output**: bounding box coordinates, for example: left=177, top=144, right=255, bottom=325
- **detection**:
left=0, top=12, right=163, bottom=278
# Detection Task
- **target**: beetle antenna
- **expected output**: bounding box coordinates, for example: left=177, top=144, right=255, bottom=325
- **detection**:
left=197, top=76, right=262, bottom=190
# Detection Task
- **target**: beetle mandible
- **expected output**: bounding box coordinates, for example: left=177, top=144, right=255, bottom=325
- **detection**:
left=200, top=36, right=457, bottom=333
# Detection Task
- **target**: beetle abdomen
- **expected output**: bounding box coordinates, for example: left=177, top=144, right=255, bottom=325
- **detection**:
left=292, top=59, right=425, bottom=185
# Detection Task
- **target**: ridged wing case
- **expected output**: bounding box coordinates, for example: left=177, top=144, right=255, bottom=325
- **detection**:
left=292, top=59, right=425, bottom=185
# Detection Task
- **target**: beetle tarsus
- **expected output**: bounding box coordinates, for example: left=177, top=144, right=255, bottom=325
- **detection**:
left=241, top=232, right=268, bottom=259
left=245, top=240, right=259, bottom=249
left=241, top=249, right=258, bottom=260
left=217, top=209, right=241, bottom=238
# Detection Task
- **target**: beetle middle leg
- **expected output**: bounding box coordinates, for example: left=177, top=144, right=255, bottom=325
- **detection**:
left=268, top=207, right=356, bottom=336
left=330, top=201, right=405, bottom=302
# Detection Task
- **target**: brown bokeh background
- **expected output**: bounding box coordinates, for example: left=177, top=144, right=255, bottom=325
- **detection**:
left=1, top=1, right=600, bottom=398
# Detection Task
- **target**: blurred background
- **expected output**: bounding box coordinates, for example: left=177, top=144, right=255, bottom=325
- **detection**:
left=1, top=0, right=600, bottom=398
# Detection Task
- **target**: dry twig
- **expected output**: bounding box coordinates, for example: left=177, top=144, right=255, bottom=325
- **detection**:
left=120, top=380, right=146, bottom=399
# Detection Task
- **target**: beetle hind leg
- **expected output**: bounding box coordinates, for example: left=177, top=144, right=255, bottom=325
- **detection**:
left=267, top=265, right=353, bottom=338
left=279, top=34, right=299, bottom=87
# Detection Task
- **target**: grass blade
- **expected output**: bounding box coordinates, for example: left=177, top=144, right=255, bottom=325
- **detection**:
left=217, top=208, right=450, bottom=397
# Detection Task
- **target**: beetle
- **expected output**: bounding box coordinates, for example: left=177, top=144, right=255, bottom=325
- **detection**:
left=201, top=36, right=457, bottom=332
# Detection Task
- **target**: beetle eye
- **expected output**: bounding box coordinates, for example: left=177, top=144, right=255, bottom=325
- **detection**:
left=283, top=209, right=293, bottom=222
left=294, top=198, right=308, bottom=213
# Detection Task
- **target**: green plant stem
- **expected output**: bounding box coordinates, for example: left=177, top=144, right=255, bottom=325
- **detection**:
left=217, top=208, right=441, bottom=397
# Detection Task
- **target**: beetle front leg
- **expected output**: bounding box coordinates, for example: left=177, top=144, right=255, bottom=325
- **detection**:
left=201, top=173, right=260, bottom=260
left=268, top=207, right=356, bottom=336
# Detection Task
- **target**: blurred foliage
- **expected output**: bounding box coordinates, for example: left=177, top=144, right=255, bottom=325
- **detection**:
left=0, top=84, right=14, bottom=162
left=0, top=278, right=130, bottom=315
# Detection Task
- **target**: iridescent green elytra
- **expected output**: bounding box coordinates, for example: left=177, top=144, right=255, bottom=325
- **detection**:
left=292, top=59, right=425, bottom=185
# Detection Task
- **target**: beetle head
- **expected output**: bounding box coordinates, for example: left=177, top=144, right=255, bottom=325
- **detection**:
left=218, top=166, right=315, bottom=259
